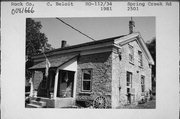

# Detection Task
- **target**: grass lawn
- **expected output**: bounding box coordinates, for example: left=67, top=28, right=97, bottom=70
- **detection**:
left=117, top=99, right=156, bottom=109
left=135, top=100, right=156, bottom=109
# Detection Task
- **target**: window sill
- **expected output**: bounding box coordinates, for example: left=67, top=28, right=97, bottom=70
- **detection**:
left=79, top=92, right=92, bottom=95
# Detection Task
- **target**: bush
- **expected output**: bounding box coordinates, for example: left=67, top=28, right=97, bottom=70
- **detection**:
left=76, top=100, right=93, bottom=108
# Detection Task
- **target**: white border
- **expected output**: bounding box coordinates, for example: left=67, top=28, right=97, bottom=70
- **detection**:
left=1, top=1, right=179, bottom=119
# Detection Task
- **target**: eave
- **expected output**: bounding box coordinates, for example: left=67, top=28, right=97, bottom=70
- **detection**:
left=114, top=32, right=154, bottom=65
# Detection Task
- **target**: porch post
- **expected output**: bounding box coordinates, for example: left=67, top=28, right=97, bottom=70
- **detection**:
left=29, top=71, right=34, bottom=97
left=29, top=78, right=34, bottom=97
left=53, top=69, right=59, bottom=99
left=73, top=71, right=77, bottom=98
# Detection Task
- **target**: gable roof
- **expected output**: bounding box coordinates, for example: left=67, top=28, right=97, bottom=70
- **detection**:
left=114, top=32, right=154, bottom=65
left=34, top=35, right=125, bottom=56
left=32, top=32, right=154, bottom=65
left=31, top=35, right=125, bottom=60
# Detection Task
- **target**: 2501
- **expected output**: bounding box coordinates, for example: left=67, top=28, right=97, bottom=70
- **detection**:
left=127, top=7, right=139, bottom=11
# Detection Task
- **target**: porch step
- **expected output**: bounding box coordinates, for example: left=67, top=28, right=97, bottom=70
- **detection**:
left=31, top=100, right=46, bottom=107
left=26, top=103, right=44, bottom=108
left=26, top=100, right=47, bottom=108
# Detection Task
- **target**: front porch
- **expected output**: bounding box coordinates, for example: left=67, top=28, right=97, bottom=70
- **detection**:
left=27, top=54, right=78, bottom=108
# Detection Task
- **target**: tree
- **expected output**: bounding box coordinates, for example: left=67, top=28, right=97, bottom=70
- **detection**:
left=146, top=37, right=156, bottom=94
left=26, top=18, right=52, bottom=57
left=26, top=18, right=53, bottom=83
left=146, top=37, right=156, bottom=77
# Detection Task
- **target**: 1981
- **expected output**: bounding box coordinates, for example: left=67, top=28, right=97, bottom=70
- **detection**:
left=101, top=7, right=112, bottom=11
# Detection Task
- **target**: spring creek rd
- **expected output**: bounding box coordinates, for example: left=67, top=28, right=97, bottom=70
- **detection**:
left=127, top=1, right=164, bottom=7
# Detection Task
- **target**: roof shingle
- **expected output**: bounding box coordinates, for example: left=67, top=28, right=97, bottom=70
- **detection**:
left=29, top=54, right=78, bottom=70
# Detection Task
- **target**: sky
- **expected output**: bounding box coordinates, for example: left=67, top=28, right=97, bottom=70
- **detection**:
left=33, top=17, right=155, bottom=49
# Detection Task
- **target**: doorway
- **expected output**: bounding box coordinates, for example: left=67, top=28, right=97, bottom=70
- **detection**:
left=57, top=70, right=75, bottom=98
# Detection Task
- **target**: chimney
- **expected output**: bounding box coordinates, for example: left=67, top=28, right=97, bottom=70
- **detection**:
left=61, top=40, right=67, bottom=48
left=129, top=17, right=135, bottom=34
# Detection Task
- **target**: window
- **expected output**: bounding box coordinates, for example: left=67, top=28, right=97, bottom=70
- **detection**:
left=82, top=69, right=92, bottom=91
left=127, top=72, right=132, bottom=87
left=126, top=72, right=133, bottom=103
left=129, top=45, right=134, bottom=63
left=141, top=76, right=145, bottom=92
left=126, top=72, right=132, bottom=93
left=138, top=51, right=143, bottom=67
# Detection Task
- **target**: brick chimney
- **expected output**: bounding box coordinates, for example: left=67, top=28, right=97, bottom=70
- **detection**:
left=61, top=40, right=67, bottom=48
left=129, top=17, right=135, bottom=34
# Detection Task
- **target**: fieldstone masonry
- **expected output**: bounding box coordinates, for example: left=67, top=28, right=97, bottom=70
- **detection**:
left=76, top=52, right=112, bottom=108
left=112, top=40, right=152, bottom=108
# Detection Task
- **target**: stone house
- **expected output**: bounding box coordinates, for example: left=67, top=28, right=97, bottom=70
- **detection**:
left=27, top=32, right=154, bottom=108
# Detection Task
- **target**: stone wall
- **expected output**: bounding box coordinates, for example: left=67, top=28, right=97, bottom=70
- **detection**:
left=111, top=47, right=121, bottom=108
left=112, top=40, right=152, bottom=108
left=76, top=52, right=112, bottom=108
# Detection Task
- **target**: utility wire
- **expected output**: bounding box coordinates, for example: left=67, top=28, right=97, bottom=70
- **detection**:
left=56, top=17, right=123, bottom=47
left=28, top=17, right=96, bottom=60
left=28, top=18, right=122, bottom=62
left=56, top=17, right=122, bottom=61
left=56, top=17, right=96, bottom=41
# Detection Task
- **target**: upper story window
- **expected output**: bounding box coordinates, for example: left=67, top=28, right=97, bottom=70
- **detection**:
left=129, top=45, right=134, bottom=63
left=138, top=51, right=143, bottom=67
left=82, top=69, right=92, bottom=92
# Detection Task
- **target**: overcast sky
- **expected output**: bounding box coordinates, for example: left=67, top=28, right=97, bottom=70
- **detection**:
left=33, top=17, right=155, bottom=49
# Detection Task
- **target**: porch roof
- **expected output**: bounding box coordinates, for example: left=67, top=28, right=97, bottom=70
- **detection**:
left=29, top=54, right=78, bottom=70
